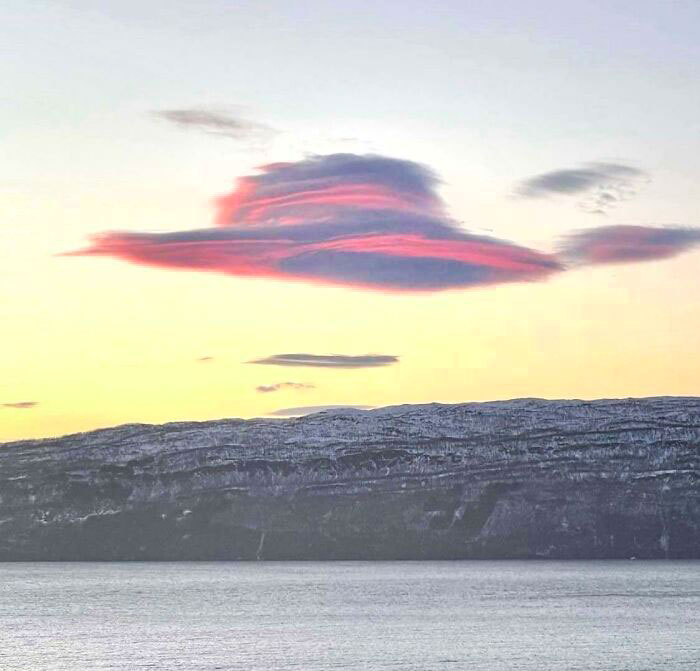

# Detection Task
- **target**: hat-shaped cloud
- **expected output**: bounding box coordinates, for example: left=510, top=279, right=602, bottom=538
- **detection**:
left=70, top=154, right=562, bottom=292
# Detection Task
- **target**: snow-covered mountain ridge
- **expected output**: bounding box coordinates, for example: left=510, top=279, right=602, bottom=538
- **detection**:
left=1, top=397, right=699, bottom=559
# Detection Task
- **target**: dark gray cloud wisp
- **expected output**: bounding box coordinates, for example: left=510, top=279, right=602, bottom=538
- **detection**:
left=559, top=225, right=700, bottom=266
left=516, top=162, right=648, bottom=214
left=249, top=353, right=399, bottom=368
left=256, top=381, right=316, bottom=393
left=2, top=401, right=38, bottom=409
left=153, top=108, right=275, bottom=140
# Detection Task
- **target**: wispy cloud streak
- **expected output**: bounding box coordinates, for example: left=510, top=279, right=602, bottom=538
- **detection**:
left=516, top=162, right=647, bottom=214
left=560, top=225, right=700, bottom=266
left=256, top=381, right=316, bottom=393
left=267, top=404, right=373, bottom=416
left=249, top=353, right=398, bottom=368
left=2, top=401, right=38, bottom=409
left=153, top=108, right=275, bottom=141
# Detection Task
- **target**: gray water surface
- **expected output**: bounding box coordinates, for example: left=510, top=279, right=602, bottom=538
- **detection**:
left=1, top=561, right=698, bottom=670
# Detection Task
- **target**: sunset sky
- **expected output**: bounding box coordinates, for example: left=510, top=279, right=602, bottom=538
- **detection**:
left=3, top=1, right=700, bottom=441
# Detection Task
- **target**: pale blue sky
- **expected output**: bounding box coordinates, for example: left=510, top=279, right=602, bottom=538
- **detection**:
left=4, top=2, right=699, bottom=244
left=5, top=1, right=699, bottom=172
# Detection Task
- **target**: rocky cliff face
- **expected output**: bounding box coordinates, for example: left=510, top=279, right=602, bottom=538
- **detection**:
left=1, top=398, right=699, bottom=560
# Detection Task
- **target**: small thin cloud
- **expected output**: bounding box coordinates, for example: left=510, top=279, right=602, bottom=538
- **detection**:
left=560, top=225, right=700, bottom=266
left=197, top=356, right=214, bottom=363
left=248, top=353, right=399, bottom=368
left=516, top=162, right=648, bottom=214
left=153, top=107, right=276, bottom=141
left=256, top=381, right=316, bottom=393
left=2, top=401, right=38, bottom=409
left=267, top=404, right=373, bottom=417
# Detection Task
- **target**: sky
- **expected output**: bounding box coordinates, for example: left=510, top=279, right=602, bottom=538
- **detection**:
left=2, top=0, right=700, bottom=441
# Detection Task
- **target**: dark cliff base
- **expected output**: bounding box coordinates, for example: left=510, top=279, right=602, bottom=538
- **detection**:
left=4, top=482, right=699, bottom=561
left=1, top=398, right=699, bottom=560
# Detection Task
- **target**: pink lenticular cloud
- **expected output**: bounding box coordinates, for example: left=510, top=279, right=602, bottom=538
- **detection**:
left=69, top=153, right=564, bottom=291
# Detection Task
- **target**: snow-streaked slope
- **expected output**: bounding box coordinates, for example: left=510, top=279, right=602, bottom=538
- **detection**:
left=1, top=397, right=699, bottom=560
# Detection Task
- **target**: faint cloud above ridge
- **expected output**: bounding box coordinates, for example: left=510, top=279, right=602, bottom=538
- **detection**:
left=256, top=381, right=316, bottom=393
left=516, top=162, right=648, bottom=214
left=152, top=107, right=277, bottom=141
left=248, top=353, right=399, bottom=369
left=267, top=404, right=374, bottom=417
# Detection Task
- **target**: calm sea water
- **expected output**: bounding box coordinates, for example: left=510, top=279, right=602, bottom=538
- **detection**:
left=1, top=561, right=698, bottom=670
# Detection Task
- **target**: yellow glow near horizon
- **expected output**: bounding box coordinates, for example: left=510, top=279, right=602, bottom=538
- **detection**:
left=3, top=215, right=699, bottom=442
